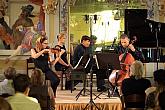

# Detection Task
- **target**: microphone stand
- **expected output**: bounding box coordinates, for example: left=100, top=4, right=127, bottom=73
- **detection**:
left=155, top=27, right=159, bottom=70
left=155, top=23, right=161, bottom=70
left=149, top=22, right=160, bottom=70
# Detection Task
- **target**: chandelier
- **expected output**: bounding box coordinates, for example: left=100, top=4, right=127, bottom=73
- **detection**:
left=42, top=0, right=59, bottom=14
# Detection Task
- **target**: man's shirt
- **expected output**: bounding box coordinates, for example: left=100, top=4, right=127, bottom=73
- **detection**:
left=7, top=93, right=41, bottom=110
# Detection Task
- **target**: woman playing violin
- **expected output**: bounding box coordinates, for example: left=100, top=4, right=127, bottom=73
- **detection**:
left=109, top=34, right=144, bottom=87
left=31, top=36, right=62, bottom=97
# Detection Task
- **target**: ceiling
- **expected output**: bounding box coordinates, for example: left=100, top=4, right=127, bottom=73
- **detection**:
left=70, top=0, right=147, bottom=13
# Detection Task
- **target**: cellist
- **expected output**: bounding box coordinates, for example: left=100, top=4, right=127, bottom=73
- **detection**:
left=109, top=34, right=145, bottom=87
left=115, top=34, right=144, bottom=61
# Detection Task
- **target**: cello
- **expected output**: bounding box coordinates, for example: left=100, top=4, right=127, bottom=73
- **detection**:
left=109, top=36, right=137, bottom=86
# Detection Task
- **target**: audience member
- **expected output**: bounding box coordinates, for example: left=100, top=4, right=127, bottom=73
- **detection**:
left=145, top=69, right=165, bottom=109
left=7, top=74, right=41, bottom=110
left=0, top=96, right=12, bottom=110
left=0, top=67, right=16, bottom=97
left=29, top=68, right=55, bottom=110
left=158, top=91, right=165, bottom=110
left=121, top=60, right=151, bottom=108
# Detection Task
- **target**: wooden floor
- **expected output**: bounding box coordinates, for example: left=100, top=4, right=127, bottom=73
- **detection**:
left=55, top=87, right=122, bottom=110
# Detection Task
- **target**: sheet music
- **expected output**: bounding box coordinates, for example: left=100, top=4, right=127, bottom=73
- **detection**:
left=94, top=55, right=99, bottom=69
left=84, top=57, right=91, bottom=69
left=73, top=56, right=83, bottom=69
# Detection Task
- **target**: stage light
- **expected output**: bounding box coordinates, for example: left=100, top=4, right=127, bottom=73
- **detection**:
left=94, top=14, right=98, bottom=23
left=84, top=15, right=89, bottom=23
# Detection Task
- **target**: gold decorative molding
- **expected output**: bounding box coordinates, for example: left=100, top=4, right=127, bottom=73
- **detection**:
left=42, top=0, right=59, bottom=14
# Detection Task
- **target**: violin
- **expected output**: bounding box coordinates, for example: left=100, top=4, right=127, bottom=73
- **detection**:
left=45, top=46, right=61, bottom=54
left=50, top=47, right=61, bottom=53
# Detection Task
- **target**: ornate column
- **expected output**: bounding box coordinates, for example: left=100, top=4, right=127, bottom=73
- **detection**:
left=43, top=0, right=60, bottom=45
left=59, top=0, right=70, bottom=61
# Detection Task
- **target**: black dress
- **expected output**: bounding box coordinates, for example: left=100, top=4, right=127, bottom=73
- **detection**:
left=54, top=45, right=70, bottom=89
left=54, top=45, right=68, bottom=71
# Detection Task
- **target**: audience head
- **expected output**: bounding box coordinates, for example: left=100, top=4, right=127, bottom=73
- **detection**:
left=0, top=97, right=12, bottom=110
left=81, top=35, right=90, bottom=47
left=4, top=67, right=16, bottom=80
left=153, top=69, right=165, bottom=86
left=13, top=74, right=30, bottom=93
left=120, top=34, right=130, bottom=48
left=130, top=60, right=144, bottom=79
left=31, top=68, right=44, bottom=86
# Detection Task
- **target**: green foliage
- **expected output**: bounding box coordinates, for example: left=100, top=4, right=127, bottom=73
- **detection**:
left=90, top=35, right=97, bottom=40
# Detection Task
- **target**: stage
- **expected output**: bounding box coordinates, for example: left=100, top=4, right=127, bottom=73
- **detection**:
left=55, top=87, right=122, bottom=110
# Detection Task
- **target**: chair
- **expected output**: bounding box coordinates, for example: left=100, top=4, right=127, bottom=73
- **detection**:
left=0, top=93, right=12, bottom=98
left=70, top=68, right=87, bottom=93
left=26, top=57, right=35, bottom=75
left=55, top=66, right=69, bottom=90
left=123, top=94, right=145, bottom=110
left=58, top=67, right=67, bottom=90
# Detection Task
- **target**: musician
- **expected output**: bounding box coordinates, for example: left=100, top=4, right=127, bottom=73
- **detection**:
left=31, top=36, right=60, bottom=96
left=72, top=35, right=90, bottom=88
left=109, top=34, right=145, bottom=91
left=115, top=34, right=144, bottom=61
left=73, top=35, right=106, bottom=92
left=73, top=35, right=90, bottom=66
left=54, top=33, right=69, bottom=70
left=54, top=33, right=70, bottom=90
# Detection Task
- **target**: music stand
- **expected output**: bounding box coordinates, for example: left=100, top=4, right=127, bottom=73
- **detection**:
left=83, top=54, right=100, bottom=110
left=72, top=54, right=97, bottom=101
left=94, top=53, right=121, bottom=100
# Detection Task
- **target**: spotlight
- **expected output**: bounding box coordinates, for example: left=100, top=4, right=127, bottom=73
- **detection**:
left=114, top=11, right=120, bottom=20
left=84, top=15, right=89, bottom=23
left=94, top=14, right=97, bottom=23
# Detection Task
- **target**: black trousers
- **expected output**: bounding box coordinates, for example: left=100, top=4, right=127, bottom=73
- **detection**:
left=45, top=70, right=60, bottom=96
left=95, top=69, right=109, bottom=89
